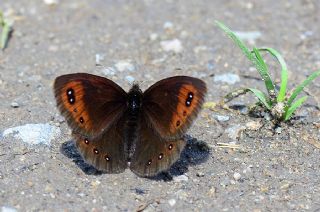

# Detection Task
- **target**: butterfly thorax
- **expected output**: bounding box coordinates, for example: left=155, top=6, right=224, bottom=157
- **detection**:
left=127, top=84, right=143, bottom=116
left=125, top=84, right=143, bottom=160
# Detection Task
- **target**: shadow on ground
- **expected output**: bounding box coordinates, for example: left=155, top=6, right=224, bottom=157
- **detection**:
left=60, top=134, right=210, bottom=180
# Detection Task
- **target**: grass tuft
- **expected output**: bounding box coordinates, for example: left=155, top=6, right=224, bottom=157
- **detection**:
left=216, top=21, right=320, bottom=121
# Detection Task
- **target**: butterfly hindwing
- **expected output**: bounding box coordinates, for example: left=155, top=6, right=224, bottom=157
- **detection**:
left=54, top=73, right=128, bottom=136
left=130, top=120, right=186, bottom=177
left=142, top=76, right=207, bottom=138
left=73, top=116, right=127, bottom=173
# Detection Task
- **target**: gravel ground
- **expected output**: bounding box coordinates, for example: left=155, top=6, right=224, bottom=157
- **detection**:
left=1, top=0, right=320, bottom=211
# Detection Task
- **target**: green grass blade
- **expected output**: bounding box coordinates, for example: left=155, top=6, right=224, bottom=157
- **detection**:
left=216, top=21, right=275, bottom=97
left=247, top=88, right=272, bottom=110
left=287, top=70, right=320, bottom=106
left=223, top=87, right=272, bottom=110
left=0, top=11, right=3, bottom=25
left=1, top=21, right=11, bottom=50
left=284, top=96, right=308, bottom=121
left=252, top=48, right=275, bottom=96
left=216, top=21, right=254, bottom=62
left=259, top=48, right=288, bottom=102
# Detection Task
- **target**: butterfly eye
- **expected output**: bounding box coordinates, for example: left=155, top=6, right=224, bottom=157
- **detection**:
left=93, top=148, right=99, bottom=154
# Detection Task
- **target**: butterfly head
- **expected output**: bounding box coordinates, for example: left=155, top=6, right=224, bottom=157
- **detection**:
left=127, top=84, right=143, bottom=115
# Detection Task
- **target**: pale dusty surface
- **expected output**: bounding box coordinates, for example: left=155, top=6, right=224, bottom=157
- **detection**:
left=0, top=0, right=320, bottom=211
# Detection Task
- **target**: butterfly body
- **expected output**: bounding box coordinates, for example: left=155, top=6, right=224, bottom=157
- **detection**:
left=54, top=73, right=206, bottom=177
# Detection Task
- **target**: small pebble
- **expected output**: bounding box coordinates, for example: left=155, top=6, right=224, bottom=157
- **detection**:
left=43, top=0, right=59, bottom=5
left=114, top=61, right=135, bottom=72
left=1, top=206, right=17, bottom=212
left=196, top=172, right=205, bottom=177
left=125, top=76, right=135, bottom=84
left=168, top=199, right=176, bottom=207
left=226, top=125, right=246, bottom=140
left=173, top=174, right=188, bottom=182
left=10, top=102, right=19, bottom=108
left=95, top=54, right=105, bottom=66
left=208, top=187, right=216, bottom=197
left=213, top=73, right=240, bottom=85
left=233, top=172, right=241, bottom=181
left=149, top=33, right=158, bottom=41
left=160, top=39, right=183, bottom=53
left=213, top=114, right=230, bottom=122
left=275, top=127, right=282, bottom=134
left=3, top=123, right=61, bottom=146
left=246, top=121, right=262, bottom=131
left=163, top=21, right=174, bottom=30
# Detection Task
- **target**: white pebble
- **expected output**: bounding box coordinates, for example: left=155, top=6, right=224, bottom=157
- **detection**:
left=2, top=123, right=61, bottom=146
left=173, top=174, right=189, bottom=182
left=168, top=199, right=176, bottom=207
left=43, top=0, right=59, bottom=5
left=233, top=172, right=241, bottom=181
left=1, top=206, right=17, bottom=212
left=95, top=54, right=104, bottom=66
left=213, top=73, right=240, bottom=85
left=10, top=102, right=19, bottom=108
left=160, top=39, right=183, bottom=53
left=212, top=114, right=230, bottom=122
left=163, top=21, right=174, bottom=30
left=149, top=33, right=158, bottom=41
left=114, top=60, right=135, bottom=72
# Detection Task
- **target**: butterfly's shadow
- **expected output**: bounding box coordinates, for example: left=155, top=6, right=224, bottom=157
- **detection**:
left=60, top=135, right=210, bottom=179
left=151, top=135, right=210, bottom=181
left=60, top=140, right=104, bottom=175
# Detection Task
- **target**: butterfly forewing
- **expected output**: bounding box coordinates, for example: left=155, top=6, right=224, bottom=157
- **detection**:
left=142, top=76, right=207, bottom=138
left=54, top=73, right=128, bottom=136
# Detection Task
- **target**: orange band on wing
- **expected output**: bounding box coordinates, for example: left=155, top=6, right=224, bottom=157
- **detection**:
left=169, top=84, right=200, bottom=133
left=60, top=81, right=92, bottom=131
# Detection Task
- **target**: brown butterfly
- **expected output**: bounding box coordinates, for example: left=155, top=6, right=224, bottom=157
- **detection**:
left=54, top=73, right=207, bottom=177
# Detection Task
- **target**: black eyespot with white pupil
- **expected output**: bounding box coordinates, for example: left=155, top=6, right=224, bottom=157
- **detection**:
left=93, top=148, right=99, bottom=154
left=147, top=159, right=152, bottom=165
left=168, top=144, right=173, bottom=150
left=79, top=117, right=84, bottom=124
left=105, top=155, right=110, bottom=161
left=158, top=153, right=164, bottom=160
left=66, top=88, right=76, bottom=104
left=185, top=92, right=194, bottom=107
left=84, top=139, right=89, bottom=144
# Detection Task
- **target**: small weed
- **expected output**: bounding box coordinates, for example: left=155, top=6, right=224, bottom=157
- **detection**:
left=216, top=21, right=320, bottom=121
left=0, top=11, right=13, bottom=50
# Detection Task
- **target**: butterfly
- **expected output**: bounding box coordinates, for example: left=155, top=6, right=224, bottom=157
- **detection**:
left=54, top=73, right=207, bottom=177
